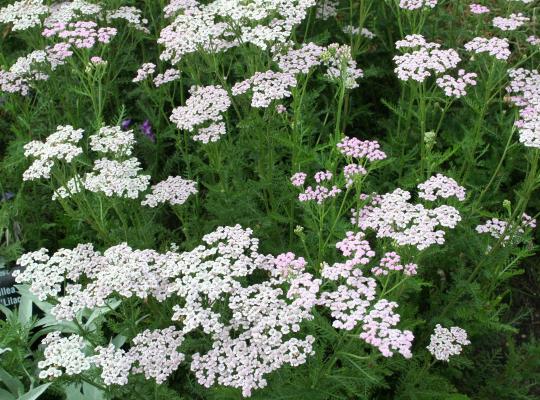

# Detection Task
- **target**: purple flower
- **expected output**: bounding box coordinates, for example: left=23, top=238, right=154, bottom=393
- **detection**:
left=140, top=120, right=156, bottom=143
left=121, top=119, right=132, bottom=130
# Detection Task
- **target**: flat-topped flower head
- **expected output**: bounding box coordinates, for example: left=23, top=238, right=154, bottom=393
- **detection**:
left=493, top=13, right=529, bottom=31
left=232, top=70, right=297, bottom=108
left=23, top=125, right=84, bottom=181
left=170, top=85, right=231, bottom=141
left=90, top=125, right=135, bottom=156
left=337, top=136, right=386, bottom=161
left=0, top=0, right=48, bottom=31
left=427, top=324, right=470, bottom=361
left=464, top=37, right=511, bottom=61
left=417, top=174, right=467, bottom=201
left=399, top=0, right=438, bottom=10
left=141, top=176, right=198, bottom=207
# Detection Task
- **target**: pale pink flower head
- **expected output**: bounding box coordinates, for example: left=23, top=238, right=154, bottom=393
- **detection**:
left=469, top=4, right=489, bottom=14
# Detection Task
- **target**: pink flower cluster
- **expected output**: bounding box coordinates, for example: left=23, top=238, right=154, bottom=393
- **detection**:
left=293, top=170, right=342, bottom=204
left=337, top=136, right=387, bottom=161
left=320, top=232, right=414, bottom=357
left=371, top=252, right=417, bottom=276
left=360, top=299, right=414, bottom=358
left=506, top=68, right=540, bottom=148
left=436, top=69, right=478, bottom=98
left=43, top=21, right=117, bottom=49
left=469, top=4, right=490, bottom=14
left=417, top=174, right=467, bottom=201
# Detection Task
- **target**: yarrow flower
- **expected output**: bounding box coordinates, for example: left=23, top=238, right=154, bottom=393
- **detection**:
left=141, top=176, right=197, bottom=208
left=0, top=0, right=48, bottom=31
left=476, top=213, right=536, bottom=245
left=337, top=136, right=387, bottom=161
left=275, top=42, right=325, bottom=75
left=158, top=0, right=316, bottom=63
left=23, top=125, right=84, bottom=181
left=321, top=44, right=363, bottom=89
left=232, top=70, right=297, bottom=108
left=89, top=125, right=135, bottom=156
left=170, top=85, right=231, bottom=142
left=399, top=0, right=438, bottom=10
left=436, top=70, right=478, bottom=98
left=492, top=13, right=529, bottom=31
left=21, top=225, right=321, bottom=396
left=153, top=68, right=181, bottom=87
left=394, top=35, right=460, bottom=82
left=464, top=37, right=511, bottom=61
left=294, top=170, right=341, bottom=204
left=427, top=324, right=470, bottom=361
left=42, top=21, right=117, bottom=49
left=38, top=333, right=92, bottom=379
left=133, top=63, right=156, bottom=83
left=343, top=26, right=376, bottom=39
left=371, top=252, right=417, bottom=276
left=316, top=0, right=338, bottom=20
left=469, top=4, right=490, bottom=14
left=506, top=68, right=540, bottom=148
left=417, top=174, right=467, bottom=201
left=54, top=158, right=150, bottom=200
left=353, top=188, right=461, bottom=250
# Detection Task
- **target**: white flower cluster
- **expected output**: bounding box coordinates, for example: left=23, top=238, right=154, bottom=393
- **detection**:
left=45, top=0, right=102, bottom=26
left=38, top=333, right=92, bottom=379
left=0, top=50, right=50, bottom=95
left=232, top=70, right=297, bottom=108
left=399, top=0, right=438, bottom=10
left=170, top=85, right=231, bottom=142
left=0, top=0, right=48, bottom=31
left=54, top=158, right=151, bottom=200
left=21, top=225, right=320, bottom=395
left=23, top=125, right=84, bottom=181
left=89, top=125, right=135, bottom=156
left=475, top=213, right=536, bottom=245
left=316, top=0, right=338, bottom=20
left=343, top=25, right=376, bottom=39
left=106, top=6, right=149, bottom=33
left=141, top=175, right=198, bottom=207
left=492, top=13, right=529, bottom=31
left=417, top=174, right=467, bottom=201
left=322, top=44, right=364, bottom=89
left=427, top=324, right=470, bottom=361
left=394, top=35, right=460, bottom=82
left=275, top=42, right=325, bottom=75
left=158, top=0, right=316, bottom=63
left=353, top=187, right=462, bottom=250
left=506, top=68, right=540, bottom=148
left=464, top=37, right=511, bottom=61
left=130, top=327, right=186, bottom=384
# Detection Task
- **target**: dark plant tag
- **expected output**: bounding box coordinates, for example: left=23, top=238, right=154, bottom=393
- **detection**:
left=0, top=263, right=21, bottom=308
